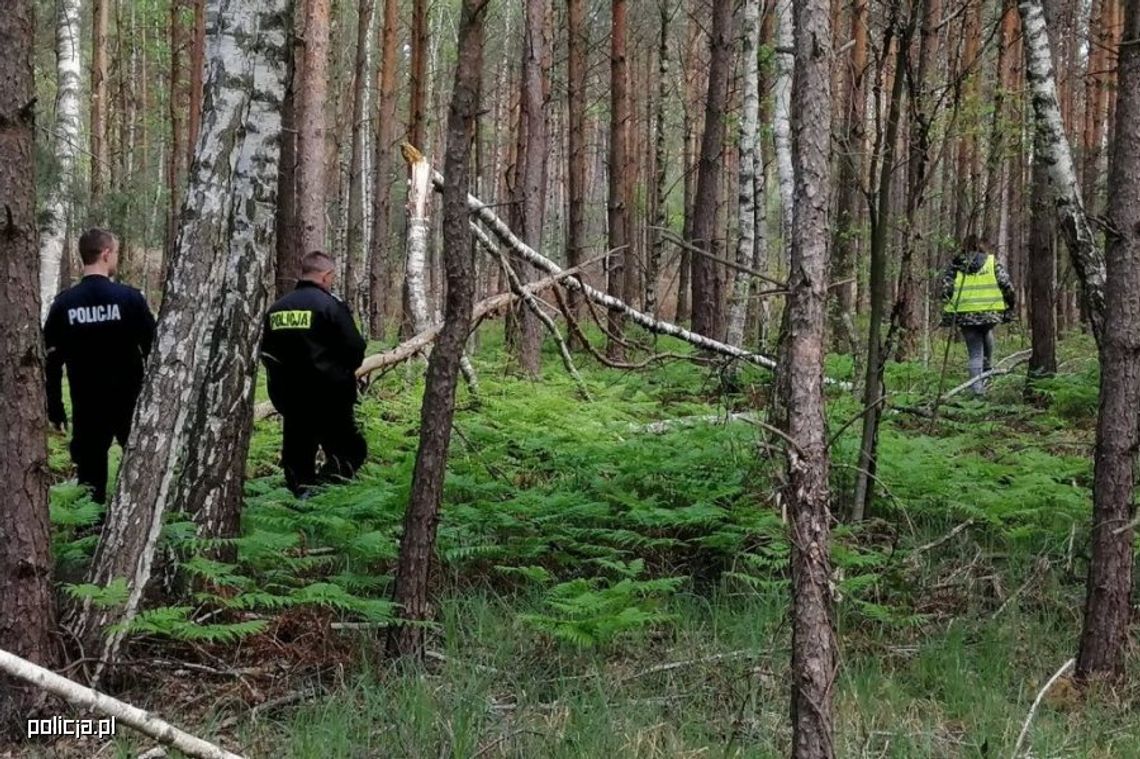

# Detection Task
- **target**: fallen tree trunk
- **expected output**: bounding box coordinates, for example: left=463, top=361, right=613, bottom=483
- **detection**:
left=430, top=169, right=779, bottom=370
left=0, top=647, right=244, bottom=759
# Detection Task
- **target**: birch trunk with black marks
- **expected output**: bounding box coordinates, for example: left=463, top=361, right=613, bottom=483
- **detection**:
left=387, top=0, right=484, bottom=660
left=39, top=0, right=82, bottom=321
left=72, top=0, right=289, bottom=685
left=783, top=0, right=836, bottom=752
left=403, top=144, right=432, bottom=335
left=1077, top=0, right=1140, bottom=682
left=0, top=0, right=58, bottom=732
left=726, top=0, right=761, bottom=349
left=773, top=0, right=795, bottom=259
left=646, top=2, right=668, bottom=319
left=1018, top=0, right=1106, bottom=343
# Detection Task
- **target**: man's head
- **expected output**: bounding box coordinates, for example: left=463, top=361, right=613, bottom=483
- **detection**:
left=79, top=228, right=119, bottom=276
left=961, top=233, right=982, bottom=254
left=300, top=251, right=336, bottom=291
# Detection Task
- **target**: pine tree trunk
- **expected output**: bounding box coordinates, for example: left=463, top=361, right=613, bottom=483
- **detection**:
left=387, top=0, right=484, bottom=660
left=689, top=0, right=732, bottom=339
left=1077, top=0, right=1139, bottom=683
left=511, top=0, right=549, bottom=376
left=606, top=0, right=631, bottom=360
left=1081, top=0, right=1111, bottom=216
left=39, top=0, right=83, bottom=321
left=275, top=16, right=299, bottom=299
left=783, top=0, right=836, bottom=752
left=1027, top=149, right=1058, bottom=380
left=726, top=0, right=761, bottom=348
left=298, top=0, right=330, bottom=255
left=1018, top=0, right=1106, bottom=342
left=71, top=0, right=289, bottom=685
left=168, top=0, right=186, bottom=259
left=0, top=1, right=58, bottom=733
left=368, top=0, right=399, bottom=338
left=187, top=0, right=206, bottom=164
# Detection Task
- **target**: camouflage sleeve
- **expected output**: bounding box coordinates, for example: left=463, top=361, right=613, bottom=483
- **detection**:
left=940, top=260, right=958, bottom=304
left=995, top=261, right=1016, bottom=311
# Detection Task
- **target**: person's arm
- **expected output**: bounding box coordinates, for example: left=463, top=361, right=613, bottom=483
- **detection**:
left=333, top=301, right=366, bottom=371
left=995, top=261, right=1017, bottom=315
left=43, top=302, right=67, bottom=428
left=940, top=259, right=959, bottom=304
left=135, top=291, right=157, bottom=359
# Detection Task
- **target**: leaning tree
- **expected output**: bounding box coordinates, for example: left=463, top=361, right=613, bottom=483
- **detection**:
left=71, top=0, right=290, bottom=686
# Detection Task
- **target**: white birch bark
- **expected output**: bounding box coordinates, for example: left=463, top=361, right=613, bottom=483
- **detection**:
left=39, top=0, right=83, bottom=321
left=403, top=145, right=433, bottom=333
left=1018, top=0, right=1106, bottom=341
left=0, top=648, right=244, bottom=759
left=726, top=0, right=761, bottom=348
left=772, top=0, right=795, bottom=256
left=72, top=0, right=289, bottom=684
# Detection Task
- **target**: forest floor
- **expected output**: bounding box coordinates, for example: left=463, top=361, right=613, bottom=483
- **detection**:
left=25, top=328, right=1140, bottom=758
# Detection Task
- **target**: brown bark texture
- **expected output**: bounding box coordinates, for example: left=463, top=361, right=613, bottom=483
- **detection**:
left=369, top=0, right=400, bottom=337
left=1077, top=0, right=1140, bottom=682
left=566, top=0, right=587, bottom=333
left=298, top=0, right=331, bottom=255
left=782, top=0, right=837, bottom=754
left=0, top=0, right=58, bottom=735
left=606, top=0, right=631, bottom=360
left=387, top=0, right=484, bottom=660
left=345, top=0, right=374, bottom=317
left=689, top=0, right=733, bottom=339
left=91, top=0, right=110, bottom=205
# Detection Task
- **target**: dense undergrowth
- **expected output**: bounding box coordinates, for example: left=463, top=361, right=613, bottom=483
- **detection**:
left=40, top=329, right=1139, bottom=757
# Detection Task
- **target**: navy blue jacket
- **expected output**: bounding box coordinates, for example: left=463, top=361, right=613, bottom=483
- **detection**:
left=261, top=281, right=366, bottom=410
left=44, top=274, right=156, bottom=424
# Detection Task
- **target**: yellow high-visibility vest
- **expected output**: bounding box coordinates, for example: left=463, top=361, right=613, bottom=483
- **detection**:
left=944, top=255, right=1006, bottom=314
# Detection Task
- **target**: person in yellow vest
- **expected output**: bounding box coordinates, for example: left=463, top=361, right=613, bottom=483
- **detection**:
left=941, top=235, right=1017, bottom=395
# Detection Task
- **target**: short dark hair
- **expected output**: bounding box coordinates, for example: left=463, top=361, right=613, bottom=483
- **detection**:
left=79, top=228, right=117, bottom=265
left=962, top=234, right=982, bottom=253
left=300, top=251, right=335, bottom=275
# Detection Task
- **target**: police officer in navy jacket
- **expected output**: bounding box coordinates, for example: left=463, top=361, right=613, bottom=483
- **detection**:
left=261, top=251, right=367, bottom=496
left=44, top=228, right=156, bottom=504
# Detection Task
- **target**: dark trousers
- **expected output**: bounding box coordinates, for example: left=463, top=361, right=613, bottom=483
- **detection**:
left=71, top=406, right=133, bottom=504
left=960, top=325, right=996, bottom=394
left=281, top=400, right=367, bottom=496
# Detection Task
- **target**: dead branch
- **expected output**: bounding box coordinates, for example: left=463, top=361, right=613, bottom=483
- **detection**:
left=1011, top=657, right=1075, bottom=759
left=0, top=647, right=244, bottom=759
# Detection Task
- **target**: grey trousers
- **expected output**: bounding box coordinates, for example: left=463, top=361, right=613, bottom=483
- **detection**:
left=960, top=325, right=995, bottom=394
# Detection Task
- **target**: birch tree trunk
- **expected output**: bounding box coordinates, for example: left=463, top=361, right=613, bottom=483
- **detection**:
left=783, top=0, right=836, bottom=752
left=646, top=2, right=668, bottom=319
left=726, top=0, right=761, bottom=348
left=345, top=0, right=374, bottom=317
left=0, top=0, right=58, bottom=732
left=39, top=0, right=83, bottom=321
left=72, top=0, right=289, bottom=685
left=387, top=0, right=484, bottom=660
left=689, top=0, right=733, bottom=339
left=773, top=0, right=795, bottom=260
left=1018, top=0, right=1106, bottom=343
left=1077, top=0, right=1140, bottom=682
left=298, top=0, right=330, bottom=254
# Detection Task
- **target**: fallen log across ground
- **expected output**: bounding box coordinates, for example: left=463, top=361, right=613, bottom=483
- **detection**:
left=0, top=647, right=244, bottom=759
left=430, top=166, right=779, bottom=371
left=253, top=262, right=603, bottom=421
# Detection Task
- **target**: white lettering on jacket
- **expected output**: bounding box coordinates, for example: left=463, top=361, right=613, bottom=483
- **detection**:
left=67, top=303, right=122, bottom=325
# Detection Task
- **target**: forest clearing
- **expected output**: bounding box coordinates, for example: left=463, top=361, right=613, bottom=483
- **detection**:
left=1, top=0, right=1138, bottom=756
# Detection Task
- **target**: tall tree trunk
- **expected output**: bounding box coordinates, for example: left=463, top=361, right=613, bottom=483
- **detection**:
left=689, top=0, right=733, bottom=339
left=829, top=0, right=868, bottom=354
left=783, top=0, right=836, bottom=751
left=408, top=0, right=428, bottom=150
left=566, top=0, right=588, bottom=333
left=1077, top=0, right=1139, bottom=683
left=512, top=0, right=549, bottom=376
left=853, top=15, right=907, bottom=522
left=387, top=0, right=484, bottom=660
left=1027, top=147, right=1058, bottom=381
left=39, top=0, right=83, bottom=321
left=168, top=0, right=186, bottom=259
left=275, top=10, right=300, bottom=299
left=773, top=0, right=795, bottom=262
left=677, top=1, right=704, bottom=324
left=345, top=0, right=374, bottom=317
left=1081, top=0, right=1111, bottom=216
left=606, top=0, right=631, bottom=360
left=71, top=0, right=289, bottom=685
left=187, top=0, right=206, bottom=164
left=954, top=0, right=982, bottom=233
left=1018, top=0, right=1106, bottom=343
left=0, top=0, right=58, bottom=734
left=369, top=0, right=400, bottom=338
left=91, top=0, right=110, bottom=209
left=298, top=0, right=330, bottom=254
left=726, top=0, right=761, bottom=348
left=646, top=1, right=669, bottom=319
